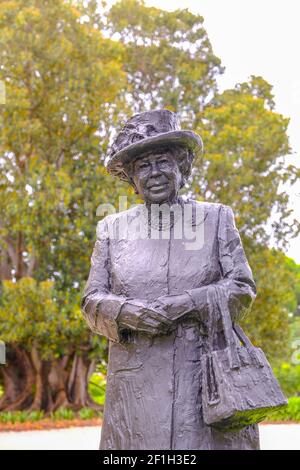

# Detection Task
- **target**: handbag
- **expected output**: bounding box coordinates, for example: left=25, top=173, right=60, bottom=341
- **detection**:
left=201, top=285, right=287, bottom=432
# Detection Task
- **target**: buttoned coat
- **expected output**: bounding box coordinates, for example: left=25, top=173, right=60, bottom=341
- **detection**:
left=81, top=200, right=260, bottom=450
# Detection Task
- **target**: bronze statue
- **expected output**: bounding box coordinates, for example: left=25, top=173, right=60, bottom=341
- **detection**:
left=81, top=109, right=286, bottom=450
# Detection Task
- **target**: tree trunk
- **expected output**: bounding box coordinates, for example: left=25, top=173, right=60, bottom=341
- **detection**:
left=48, top=357, right=72, bottom=411
left=68, top=353, right=100, bottom=410
left=0, top=346, right=100, bottom=412
left=28, top=347, right=53, bottom=412
left=0, top=248, right=12, bottom=281
left=0, top=345, right=35, bottom=411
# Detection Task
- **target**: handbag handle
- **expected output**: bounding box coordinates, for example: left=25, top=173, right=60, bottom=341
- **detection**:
left=233, top=323, right=264, bottom=368
left=214, top=286, right=241, bottom=370
left=205, top=285, right=264, bottom=382
left=206, top=286, right=221, bottom=405
left=207, top=286, right=216, bottom=353
left=205, top=286, right=240, bottom=370
left=214, top=286, right=264, bottom=369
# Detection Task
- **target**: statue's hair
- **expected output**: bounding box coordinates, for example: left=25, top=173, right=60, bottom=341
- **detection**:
left=123, top=145, right=194, bottom=189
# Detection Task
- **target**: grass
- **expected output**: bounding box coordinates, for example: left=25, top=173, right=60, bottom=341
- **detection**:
left=0, top=410, right=45, bottom=424
left=267, top=397, right=300, bottom=422
left=0, top=398, right=299, bottom=425
left=0, top=407, right=102, bottom=425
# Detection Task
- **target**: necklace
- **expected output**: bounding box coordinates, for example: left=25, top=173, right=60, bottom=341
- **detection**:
left=139, top=197, right=185, bottom=233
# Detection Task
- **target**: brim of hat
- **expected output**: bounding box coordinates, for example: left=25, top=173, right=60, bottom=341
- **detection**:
left=106, top=130, right=203, bottom=180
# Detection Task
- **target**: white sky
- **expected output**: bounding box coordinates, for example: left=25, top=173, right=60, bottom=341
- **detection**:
left=111, top=0, right=300, bottom=262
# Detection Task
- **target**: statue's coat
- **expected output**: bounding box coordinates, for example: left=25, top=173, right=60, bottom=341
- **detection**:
left=81, top=201, right=259, bottom=450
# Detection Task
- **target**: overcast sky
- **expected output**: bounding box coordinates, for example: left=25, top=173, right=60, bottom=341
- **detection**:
left=112, top=0, right=300, bottom=261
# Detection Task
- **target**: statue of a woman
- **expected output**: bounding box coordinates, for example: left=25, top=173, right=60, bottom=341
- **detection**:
left=81, top=109, right=260, bottom=450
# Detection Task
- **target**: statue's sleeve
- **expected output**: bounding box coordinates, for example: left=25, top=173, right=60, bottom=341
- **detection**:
left=187, top=204, right=256, bottom=323
left=81, top=217, right=126, bottom=342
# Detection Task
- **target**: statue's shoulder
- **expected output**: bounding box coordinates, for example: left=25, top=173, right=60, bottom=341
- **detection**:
left=187, top=200, right=237, bottom=228
left=190, top=199, right=236, bottom=213
left=106, top=204, right=142, bottom=224
left=98, top=204, right=142, bottom=229
left=187, top=199, right=223, bottom=214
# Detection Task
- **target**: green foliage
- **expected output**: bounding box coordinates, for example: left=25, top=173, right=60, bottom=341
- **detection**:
left=268, top=397, right=300, bottom=422
left=88, top=372, right=106, bottom=406
left=51, top=407, right=75, bottom=421
left=284, top=258, right=300, bottom=315
left=275, top=363, right=300, bottom=397
left=0, top=407, right=102, bottom=423
left=290, top=317, right=300, bottom=344
left=0, top=410, right=44, bottom=424
left=0, top=0, right=128, bottom=290
left=196, top=76, right=298, bottom=246
left=0, top=277, right=102, bottom=359
left=78, top=407, right=97, bottom=420
left=105, top=0, right=223, bottom=118
left=0, top=278, right=62, bottom=356
left=242, top=247, right=295, bottom=365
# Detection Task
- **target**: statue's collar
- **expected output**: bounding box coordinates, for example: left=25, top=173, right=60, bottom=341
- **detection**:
left=136, top=197, right=205, bottom=230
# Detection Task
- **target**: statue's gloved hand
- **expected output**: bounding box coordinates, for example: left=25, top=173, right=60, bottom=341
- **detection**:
left=151, top=293, right=197, bottom=322
left=118, top=299, right=175, bottom=336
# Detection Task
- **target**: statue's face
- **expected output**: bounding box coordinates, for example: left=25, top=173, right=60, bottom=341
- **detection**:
left=131, top=149, right=182, bottom=204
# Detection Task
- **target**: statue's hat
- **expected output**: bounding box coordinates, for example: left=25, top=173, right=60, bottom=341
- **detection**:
left=106, top=109, right=203, bottom=182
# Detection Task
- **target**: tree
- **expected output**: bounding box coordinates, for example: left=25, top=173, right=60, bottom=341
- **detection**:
left=0, top=0, right=127, bottom=282
left=194, top=76, right=298, bottom=246
left=241, top=247, right=294, bottom=365
left=284, top=257, right=300, bottom=316
left=0, top=278, right=100, bottom=411
left=0, top=0, right=127, bottom=412
left=104, top=0, right=223, bottom=124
